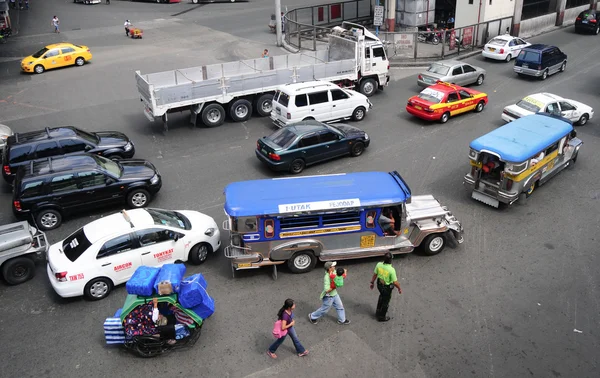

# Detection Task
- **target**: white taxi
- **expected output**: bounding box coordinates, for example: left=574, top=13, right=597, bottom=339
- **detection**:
left=502, top=93, right=593, bottom=126
left=46, top=208, right=220, bottom=300
left=482, top=34, right=530, bottom=62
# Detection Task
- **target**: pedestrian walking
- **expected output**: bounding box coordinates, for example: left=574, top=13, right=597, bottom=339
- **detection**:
left=308, top=261, right=351, bottom=325
left=24, top=0, right=29, bottom=10
left=18, top=0, right=23, bottom=10
left=52, top=16, right=60, bottom=33
left=10, top=0, right=16, bottom=10
left=124, top=20, right=132, bottom=37
left=267, top=299, right=309, bottom=359
left=370, top=252, right=402, bottom=322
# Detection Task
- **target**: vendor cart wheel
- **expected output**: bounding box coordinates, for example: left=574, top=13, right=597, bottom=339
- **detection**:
left=359, top=78, right=377, bottom=97
left=189, top=243, right=211, bottom=265
left=255, top=94, right=273, bottom=117
left=2, top=257, right=36, bottom=285
left=84, top=277, right=112, bottom=300
left=201, top=103, right=225, bottom=127
left=229, top=99, right=253, bottom=122
left=287, top=250, right=317, bottom=274
left=421, top=234, right=446, bottom=256
left=75, top=57, right=85, bottom=66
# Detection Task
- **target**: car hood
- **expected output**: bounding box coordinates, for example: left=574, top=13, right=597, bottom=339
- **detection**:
left=119, top=160, right=157, bottom=180
left=21, top=55, right=39, bottom=65
left=177, top=210, right=218, bottom=231
left=504, top=104, right=534, bottom=118
left=333, top=124, right=365, bottom=138
left=96, top=131, right=130, bottom=148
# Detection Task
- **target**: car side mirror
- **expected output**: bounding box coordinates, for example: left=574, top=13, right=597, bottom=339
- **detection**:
left=173, top=234, right=179, bottom=242
left=85, top=145, right=93, bottom=151
left=105, top=177, right=115, bottom=185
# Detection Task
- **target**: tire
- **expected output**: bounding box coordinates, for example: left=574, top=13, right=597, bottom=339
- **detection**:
left=189, top=243, right=211, bottom=265
left=359, top=78, right=377, bottom=97
left=352, top=106, right=366, bottom=121
left=201, top=103, right=225, bottom=127
left=541, top=70, right=548, bottom=80
left=229, top=99, right=252, bottom=122
left=476, top=75, right=484, bottom=86
left=505, top=54, right=511, bottom=62
left=34, top=65, right=45, bottom=74
left=127, top=188, right=150, bottom=208
left=525, top=181, right=536, bottom=198
left=107, top=154, right=122, bottom=161
left=560, top=61, right=566, bottom=72
left=302, top=117, right=315, bottom=121
left=1, top=257, right=36, bottom=285
left=475, top=101, right=485, bottom=113
left=440, top=112, right=450, bottom=124
left=571, top=151, right=578, bottom=164
left=421, top=234, right=446, bottom=256
left=192, top=0, right=198, bottom=3
left=36, top=209, right=62, bottom=231
left=255, top=94, right=273, bottom=117
left=350, top=141, right=365, bottom=157
left=287, top=250, right=317, bottom=273
left=431, top=37, right=439, bottom=45
left=84, top=277, right=112, bottom=300
left=75, top=57, right=85, bottom=66
left=577, top=114, right=588, bottom=126
left=289, top=159, right=305, bottom=174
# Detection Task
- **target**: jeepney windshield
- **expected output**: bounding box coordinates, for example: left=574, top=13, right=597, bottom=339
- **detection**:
left=516, top=98, right=541, bottom=113
left=418, top=88, right=445, bottom=104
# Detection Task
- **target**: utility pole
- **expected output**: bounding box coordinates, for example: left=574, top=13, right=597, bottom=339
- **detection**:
left=375, top=0, right=380, bottom=36
left=275, top=0, right=282, bottom=47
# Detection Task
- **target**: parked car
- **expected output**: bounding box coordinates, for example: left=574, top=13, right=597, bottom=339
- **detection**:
left=270, top=81, right=372, bottom=128
left=514, top=44, right=567, bottom=80
left=502, top=93, right=593, bottom=125
left=406, top=81, right=488, bottom=123
left=255, top=120, right=370, bottom=174
left=417, top=60, right=486, bottom=88
left=0, top=123, right=13, bottom=155
left=21, top=42, right=92, bottom=74
left=12, top=154, right=162, bottom=231
left=2, top=126, right=134, bottom=183
left=46, top=208, right=220, bottom=300
left=0, top=221, right=48, bottom=285
left=482, top=34, right=531, bottom=62
left=574, top=9, right=600, bottom=34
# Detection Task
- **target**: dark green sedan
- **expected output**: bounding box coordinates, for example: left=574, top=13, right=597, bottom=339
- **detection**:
left=255, top=120, right=370, bottom=174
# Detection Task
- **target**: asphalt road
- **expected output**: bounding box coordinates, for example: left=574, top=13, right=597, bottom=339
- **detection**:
left=1, top=2, right=599, bottom=377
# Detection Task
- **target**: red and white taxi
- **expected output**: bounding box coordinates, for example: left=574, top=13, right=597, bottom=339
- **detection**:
left=46, top=208, right=220, bottom=300
left=406, top=82, right=488, bottom=123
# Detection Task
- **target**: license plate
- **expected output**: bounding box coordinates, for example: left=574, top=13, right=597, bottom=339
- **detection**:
left=237, top=263, right=252, bottom=268
left=414, top=105, right=422, bottom=110
left=489, top=48, right=495, bottom=52
left=582, top=20, right=588, bottom=24
left=261, top=148, right=268, bottom=155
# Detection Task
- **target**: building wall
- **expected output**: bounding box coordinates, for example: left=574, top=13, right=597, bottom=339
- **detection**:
left=455, top=0, right=517, bottom=28
left=482, top=0, right=516, bottom=21
left=455, top=0, right=482, bottom=28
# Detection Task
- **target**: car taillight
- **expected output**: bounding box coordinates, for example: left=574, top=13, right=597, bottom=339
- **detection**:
left=55, top=272, right=68, bottom=282
left=591, top=19, right=597, bottom=23
left=424, top=107, right=434, bottom=113
left=506, top=179, right=513, bottom=191
left=3, top=165, right=10, bottom=175
left=576, top=17, right=581, bottom=21
left=13, top=200, right=21, bottom=211
left=418, top=74, right=423, bottom=80
left=256, top=141, right=260, bottom=149
left=499, top=48, right=504, bottom=54
left=286, top=113, right=291, bottom=120
left=268, top=153, right=281, bottom=161
left=387, top=63, right=390, bottom=70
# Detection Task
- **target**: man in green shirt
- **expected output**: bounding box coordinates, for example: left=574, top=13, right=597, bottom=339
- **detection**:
left=370, top=252, right=402, bottom=322
left=308, top=261, right=351, bottom=325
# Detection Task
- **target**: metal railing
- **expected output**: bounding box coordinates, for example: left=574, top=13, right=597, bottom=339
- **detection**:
left=284, top=0, right=372, bottom=51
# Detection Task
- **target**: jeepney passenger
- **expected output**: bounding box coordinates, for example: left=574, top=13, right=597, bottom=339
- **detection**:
left=531, top=151, right=545, bottom=165
left=379, top=209, right=400, bottom=236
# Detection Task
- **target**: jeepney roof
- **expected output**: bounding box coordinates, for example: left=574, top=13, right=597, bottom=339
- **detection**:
left=469, top=113, right=573, bottom=163
left=224, top=171, right=411, bottom=217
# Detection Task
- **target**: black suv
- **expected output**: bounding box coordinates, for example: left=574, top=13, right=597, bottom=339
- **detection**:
left=12, top=154, right=161, bottom=231
left=575, top=10, right=600, bottom=34
left=2, top=126, right=135, bottom=183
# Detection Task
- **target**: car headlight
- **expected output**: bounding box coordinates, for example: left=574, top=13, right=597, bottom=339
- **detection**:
left=204, top=228, right=215, bottom=237
left=27, top=61, right=34, bottom=66
left=124, top=142, right=133, bottom=152
left=150, top=174, right=159, bottom=185
left=364, top=133, right=369, bottom=140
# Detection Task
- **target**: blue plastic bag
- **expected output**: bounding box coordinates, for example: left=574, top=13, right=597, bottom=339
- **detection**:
left=153, top=263, right=186, bottom=294
left=178, top=273, right=209, bottom=309
left=126, top=266, right=160, bottom=296
left=189, top=291, right=215, bottom=320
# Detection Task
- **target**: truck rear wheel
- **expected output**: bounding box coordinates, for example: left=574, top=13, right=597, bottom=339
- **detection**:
left=255, top=94, right=274, bottom=117
left=2, top=257, right=36, bottom=285
left=201, top=104, right=225, bottom=127
left=359, top=78, right=377, bottom=97
left=229, top=99, right=253, bottom=122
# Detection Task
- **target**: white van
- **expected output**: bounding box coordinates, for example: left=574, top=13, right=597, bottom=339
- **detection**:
left=270, top=81, right=372, bottom=127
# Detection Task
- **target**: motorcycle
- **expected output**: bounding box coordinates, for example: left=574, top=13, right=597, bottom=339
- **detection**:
left=0, top=27, right=12, bottom=44
left=417, top=29, right=440, bottom=45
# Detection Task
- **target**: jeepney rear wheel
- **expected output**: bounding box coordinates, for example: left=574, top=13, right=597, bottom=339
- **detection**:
left=287, top=251, right=317, bottom=273
left=2, top=257, right=36, bottom=285
left=525, top=181, right=536, bottom=198
left=440, top=112, right=450, bottom=124
left=189, top=243, right=211, bottom=265
left=421, top=234, right=446, bottom=256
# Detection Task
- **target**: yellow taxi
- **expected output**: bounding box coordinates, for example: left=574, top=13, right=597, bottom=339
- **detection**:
left=21, top=43, right=93, bottom=74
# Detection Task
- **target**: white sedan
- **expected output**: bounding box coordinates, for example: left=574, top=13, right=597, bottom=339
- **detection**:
left=482, top=35, right=530, bottom=62
left=46, top=208, right=221, bottom=300
left=502, top=93, right=594, bottom=125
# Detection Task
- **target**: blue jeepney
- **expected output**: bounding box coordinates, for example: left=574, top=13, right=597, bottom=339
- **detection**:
left=223, top=171, right=463, bottom=277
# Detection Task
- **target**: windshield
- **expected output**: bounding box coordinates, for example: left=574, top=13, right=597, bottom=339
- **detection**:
left=32, top=47, right=49, bottom=59
left=417, top=88, right=445, bottom=104
left=93, top=155, right=122, bottom=177
left=488, top=38, right=508, bottom=46
left=75, top=128, right=99, bottom=144
left=516, top=99, right=541, bottom=113
left=62, top=228, right=93, bottom=262
left=267, top=128, right=297, bottom=149
left=146, top=208, right=191, bottom=230
left=427, top=63, right=450, bottom=75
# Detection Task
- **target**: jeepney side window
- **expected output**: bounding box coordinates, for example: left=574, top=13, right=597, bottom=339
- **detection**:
left=264, top=219, right=275, bottom=238
left=545, top=141, right=559, bottom=156
left=506, top=161, right=528, bottom=174
left=365, top=210, right=377, bottom=228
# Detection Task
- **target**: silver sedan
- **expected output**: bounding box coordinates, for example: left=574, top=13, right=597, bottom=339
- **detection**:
left=417, top=60, right=486, bottom=88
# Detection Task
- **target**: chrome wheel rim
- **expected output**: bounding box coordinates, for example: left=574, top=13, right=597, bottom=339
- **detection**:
left=131, top=192, right=147, bottom=207
left=207, top=109, right=222, bottom=123
left=235, top=105, right=249, bottom=118
left=261, top=100, right=272, bottom=113
left=580, top=116, right=587, bottom=125
left=76, top=58, right=84, bottom=66
left=35, top=66, right=43, bottom=74
left=197, top=245, right=208, bottom=262
left=355, top=109, right=364, bottom=120
left=363, top=82, right=374, bottom=95
left=40, top=212, right=58, bottom=228
left=527, top=183, right=535, bottom=195
left=477, top=103, right=483, bottom=111
left=90, top=281, right=109, bottom=298
left=429, top=236, right=444, bottom=252
left=293, top=254, right=311, bottom=270
left=477, top=76, right=483, bottom=85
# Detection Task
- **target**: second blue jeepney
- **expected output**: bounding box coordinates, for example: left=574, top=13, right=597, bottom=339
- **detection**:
left=222, top=171, right=463, bottom=277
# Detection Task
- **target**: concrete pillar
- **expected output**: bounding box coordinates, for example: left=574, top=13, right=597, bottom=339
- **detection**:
left=512, top=0, right=524, bottom=36
left=385, top=0, right=396, bottom=32
left=555, top=0, right=567, bottom=26
left=591, top=0, right=598, bottom=10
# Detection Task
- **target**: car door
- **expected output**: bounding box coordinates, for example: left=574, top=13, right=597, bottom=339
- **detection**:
left=48, top=173, right=81, bottom=213
left=370, top=46, right=387, bottom=76
left=507, top=38, right=520, bottom=57
left=76, top=170, right=114, bottom=208
left=41, top=48, right=61, bottom=69
left=59, top=46, right=76, bottom=66
left=458, top=90, right=476, bottom=112
left=558, top=101, right=577, bottom=122
left=461, top=64, right=478, bottom=85
left=296, top=133, right=323, bottom=164
left=33, top=141, right=63, bottom=162
left=317, top=129, right=346, bottom=160
left=446, top=91, right=463, bottom=115
left=135, top=228, right=183, bottom=266
left=95, top=233, right=142, bottom=285
left=329, top=88, right=353, bottom=120
left=59, top=138, right=93, bottom=156
left=449, top=65, right=464, bottom=85
left=545, top=102, right=560, bottom=116
left=307, top=91, right=332, bottom=121
left=516, top=38, right=530, bottom=52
